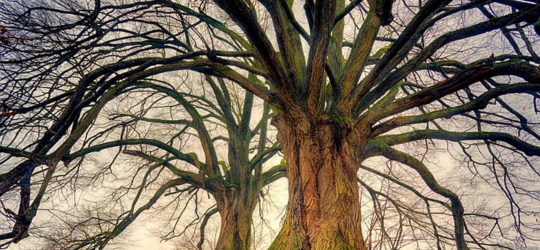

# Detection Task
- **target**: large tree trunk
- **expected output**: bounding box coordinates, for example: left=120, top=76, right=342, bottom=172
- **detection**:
left=269, top=114, right=368, bottom=250
left=214, top=189, right=256, bottom=250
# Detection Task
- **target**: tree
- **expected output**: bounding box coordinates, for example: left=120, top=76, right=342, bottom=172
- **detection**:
left=1, top=65, right=284, bottom=249
left=0, top=2, right=284, bottom=248
left=56, top=74, right=284, bottom=250
left=2, top=0, right=540, bottom=249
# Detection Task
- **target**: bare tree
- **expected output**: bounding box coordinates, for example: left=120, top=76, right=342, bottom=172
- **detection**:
left=63, top=74, right=284, bottom=250
left=2, top=0, right=540, bottom=249
left=1, top=1, right=284, bottom=249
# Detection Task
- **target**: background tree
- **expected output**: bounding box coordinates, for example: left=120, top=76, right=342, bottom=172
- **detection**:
left=2, top=0, right=540, bottom=250
left=60, top=73, right=284, bottom=250
left=0, top=1, right=284, bottom=249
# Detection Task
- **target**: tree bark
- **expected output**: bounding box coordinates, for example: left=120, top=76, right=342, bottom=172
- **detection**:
left=269, top=113, right=368, bottom=250
left=214, top=188, right=256, bottom=250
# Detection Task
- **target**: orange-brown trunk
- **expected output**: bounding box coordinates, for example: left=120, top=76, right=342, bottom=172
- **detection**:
left=269, top=114, right=368, bottom=250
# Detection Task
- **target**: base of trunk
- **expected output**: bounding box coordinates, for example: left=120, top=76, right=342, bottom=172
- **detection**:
left=214, top=190, right=255, bottom=250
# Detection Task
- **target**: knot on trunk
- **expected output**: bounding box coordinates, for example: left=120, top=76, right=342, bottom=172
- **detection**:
left=317, top=115, right=352, bottom=150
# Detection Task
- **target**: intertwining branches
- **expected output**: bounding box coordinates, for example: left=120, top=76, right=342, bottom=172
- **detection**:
left=1, top=1, right=283, bottom=246
left=1, top=0, right=540, bottom=249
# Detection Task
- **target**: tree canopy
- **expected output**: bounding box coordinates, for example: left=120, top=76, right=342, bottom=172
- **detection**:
left=1, top=0, right=540, bottom=249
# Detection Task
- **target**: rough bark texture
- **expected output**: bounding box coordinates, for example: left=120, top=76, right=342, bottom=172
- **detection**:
left=269, top=113, right=368, bottom=250
left=214, top=189, right=256, bottom=250
left=213, top=128, right=260, bottom=250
